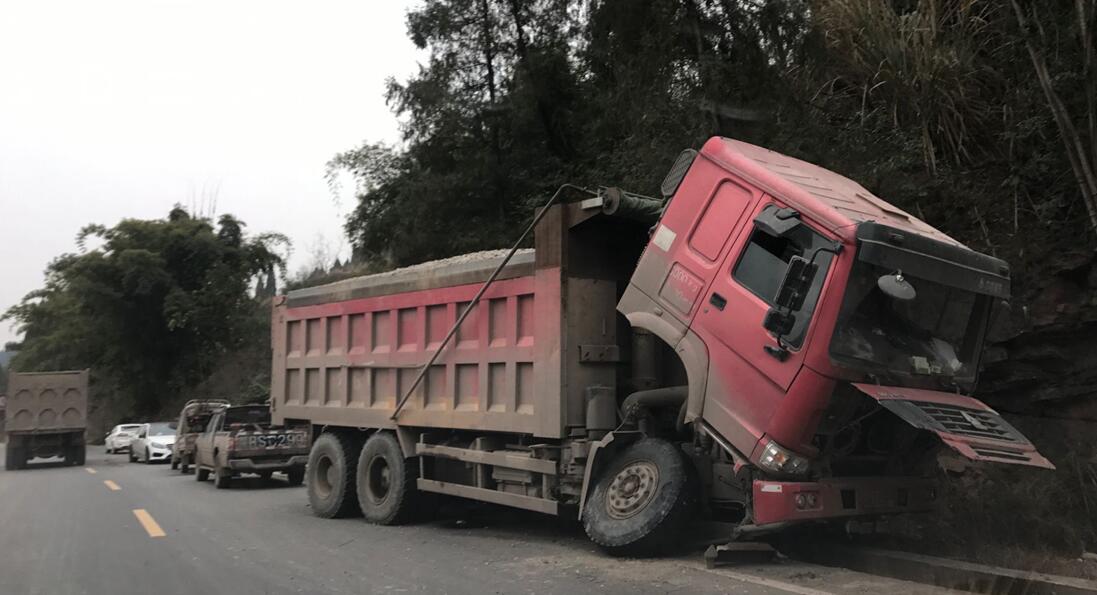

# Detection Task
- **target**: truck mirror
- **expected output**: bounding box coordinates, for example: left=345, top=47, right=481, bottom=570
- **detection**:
left=773, top=256, right=818, bottom=311
left=754, top=207, right=801, bottom=237
left=763, top=308, right=796, bottom=336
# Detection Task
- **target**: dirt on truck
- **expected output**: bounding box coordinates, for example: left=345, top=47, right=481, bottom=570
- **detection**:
left=172, top=398, right=230, bottom=473
left=270, top=137, right=1052, bottom=555
left=4, top=370, right=89, bottom=470
left=193, top=404, right=308, bottom=488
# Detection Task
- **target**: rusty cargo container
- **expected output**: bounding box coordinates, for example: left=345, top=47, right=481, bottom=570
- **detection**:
left=5, top=370, right=89, bottom=469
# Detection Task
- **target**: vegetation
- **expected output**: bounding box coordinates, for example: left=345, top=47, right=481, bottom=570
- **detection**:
left=2, top=207, right=287, bottom=419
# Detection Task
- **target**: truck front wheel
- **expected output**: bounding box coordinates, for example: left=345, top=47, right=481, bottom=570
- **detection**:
left=582, top=438, right=697, bottom=557
left=356, top=432, right=418, bottom=525
left=307, top=432, right=362, bottom=518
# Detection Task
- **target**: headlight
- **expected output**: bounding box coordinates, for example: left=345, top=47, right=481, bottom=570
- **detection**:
left=757, top=439, right=811, bottom=475
left=151, top=442, right=166, bottom=449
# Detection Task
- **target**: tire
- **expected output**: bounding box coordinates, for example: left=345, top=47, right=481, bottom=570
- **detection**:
left=74, top=445, right=86, bottom=467
left=285, top=468, right=305, bottom=486
left=144, top=449, right=153, bottom=465
left=582, top=438, right=698, bottom=557
left=180, top=455, right=191, bottom=475
left=5, top=444, right=19, bottom=470
left=307, top=432, right=362, bottom=518
left=356, top=432, right=419, bottom=525
left=129, top=450, right=137, bottom=463
left=196, top=466, right=210, bottom=482
left=258, top=471, right=273, bottom=481
left=214, top=466, right=232, bottom=489
left=171, top=457, right=179, bottom=470
left=106, top=446, right=113, bottom=455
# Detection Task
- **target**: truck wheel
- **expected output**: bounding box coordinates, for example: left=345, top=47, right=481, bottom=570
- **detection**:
left=258, top=471, right=273, bottom=481
left=582, top=438, right=698, bottom=557
left=180, top=456, right=191, bottom=475
left=171, top=457, right=179, bottom=470
left=214, top=466, right=232, bottom=489
left=196, top=466, right=210, bottom=482
left=285, top=468, right=304, bottom=486
left=74, top=445, right=86, bottom=467
left=5, top=444, right=20, bottom=470
left=307, top=432, right=362, bottom=518
left=356, top=432, right=419, bottom=525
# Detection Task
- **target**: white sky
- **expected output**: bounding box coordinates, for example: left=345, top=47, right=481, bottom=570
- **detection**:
left=0, top=0, right=423, bottom=346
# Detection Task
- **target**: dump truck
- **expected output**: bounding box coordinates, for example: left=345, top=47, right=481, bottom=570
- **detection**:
left=271, top=137, right=1051, bottom=555
left=172, top=398, right=230, bottom=473
left=193, top=404, right=309, bottom=488
left=4, top=370, right=89, bottom=469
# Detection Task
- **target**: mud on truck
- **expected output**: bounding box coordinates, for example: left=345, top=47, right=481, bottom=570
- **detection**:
left=172, top=398, right=230, bottom=473
left=4, top=370, right=89, bottom=470
left=193, top=404, right=309, bottom=488
left=270, top=137, right=1052, bottom=555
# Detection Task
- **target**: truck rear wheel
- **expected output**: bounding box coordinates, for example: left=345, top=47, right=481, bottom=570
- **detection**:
left=5, top=442, right=24, bottom=470
left=356, top=432, right=418, bottom=525
left=307, top=432, right=362, bottom=518
left=582, top=438, right=697, bottom=557
left=214, top=466, right=232, bottom=489
left=180, top=455, right=191, bottom=474
left=171, top=457, right=179, bottom=470
left=73, top=445, right=86, bottom=466
left=196, top=466, right=210, bottom=482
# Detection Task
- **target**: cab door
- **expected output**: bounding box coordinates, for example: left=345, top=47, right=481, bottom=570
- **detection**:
left=195, top=413, right=220, bottom=468
left=691, top=200, right=837, bottom=429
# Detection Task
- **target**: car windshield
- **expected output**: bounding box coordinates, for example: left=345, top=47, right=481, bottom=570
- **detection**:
left=830, top=260, right=990, bottom=385
left=148, top=422, right=176, bottom=436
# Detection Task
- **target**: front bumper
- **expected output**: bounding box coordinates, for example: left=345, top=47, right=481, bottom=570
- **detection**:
left=227, top=455, right=308, bottom=472
left=751, top=477, right=935, bottom=526
left=147, top=444, right=174, bottom=461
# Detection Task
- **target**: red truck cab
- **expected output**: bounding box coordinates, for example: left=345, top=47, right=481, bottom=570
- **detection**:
left=619, top=137, right=1051, bottom=530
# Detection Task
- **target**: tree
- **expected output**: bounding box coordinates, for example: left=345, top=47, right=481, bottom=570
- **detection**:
left=2, top=207, right=289, bottom=417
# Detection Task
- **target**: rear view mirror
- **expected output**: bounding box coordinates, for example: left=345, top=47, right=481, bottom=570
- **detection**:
left=754, top=207, right=802, bottom=237
left=773, top=255, right=818, bottom=311
left=763, top=308, right=796, bottom=336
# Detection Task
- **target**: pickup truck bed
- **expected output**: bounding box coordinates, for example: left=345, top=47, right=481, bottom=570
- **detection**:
left=193, top=405, right=309, bottom=488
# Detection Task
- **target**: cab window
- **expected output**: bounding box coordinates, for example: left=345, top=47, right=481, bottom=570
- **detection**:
left=732, top=208, right=834, bottom=347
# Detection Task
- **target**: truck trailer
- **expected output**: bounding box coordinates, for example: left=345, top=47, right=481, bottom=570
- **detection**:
left=4, top=370, right=89, bottom=469
left=271, top=137, right=1051, bottom=555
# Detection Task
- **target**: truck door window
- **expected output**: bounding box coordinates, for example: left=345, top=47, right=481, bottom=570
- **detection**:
left=732, top=213, right=834, bottom=347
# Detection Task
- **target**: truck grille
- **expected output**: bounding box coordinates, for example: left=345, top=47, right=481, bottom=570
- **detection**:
left=909, top=401, right=1022, bottom=443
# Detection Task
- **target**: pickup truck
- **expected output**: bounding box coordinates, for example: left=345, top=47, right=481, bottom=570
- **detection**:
left=172, top=399, right=230, bottom=473
left=193, top=404, right=308, bottom=489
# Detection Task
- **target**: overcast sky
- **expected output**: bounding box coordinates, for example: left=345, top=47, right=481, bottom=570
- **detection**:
left=0, top=0, right=423, bottom=347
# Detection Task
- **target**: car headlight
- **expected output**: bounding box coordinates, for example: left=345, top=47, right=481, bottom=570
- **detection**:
left=151, top=442, right=166, bottom=449
left=757, top=439, right=811, bottom=475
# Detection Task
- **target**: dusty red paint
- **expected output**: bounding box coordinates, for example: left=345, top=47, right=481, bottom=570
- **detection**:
left=751, top=477, right=936, bottom=526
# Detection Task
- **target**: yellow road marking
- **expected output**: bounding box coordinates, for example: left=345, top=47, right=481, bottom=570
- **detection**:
left=103, top=480, right=121, bottom=491
left=85, top=467, right=97, bottom=474
left=133, top=509, right=166, bottom=538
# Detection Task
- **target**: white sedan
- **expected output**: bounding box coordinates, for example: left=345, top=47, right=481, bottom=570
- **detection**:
left=105, top=424, right=143, bottom=454
left=129, top=422, right=179, bottom=464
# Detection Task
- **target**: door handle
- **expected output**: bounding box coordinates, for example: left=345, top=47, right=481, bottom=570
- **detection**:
left=709, top=293, right=727, bottom=310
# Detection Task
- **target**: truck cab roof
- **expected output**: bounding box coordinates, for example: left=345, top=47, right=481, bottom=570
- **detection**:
left=701, top=137, right=960, bottom=247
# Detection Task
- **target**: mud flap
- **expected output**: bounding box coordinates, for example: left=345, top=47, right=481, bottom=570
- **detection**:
left=852, top=383, right=1054, bottom=469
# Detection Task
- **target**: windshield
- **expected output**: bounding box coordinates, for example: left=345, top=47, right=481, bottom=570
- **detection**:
left=830, top=260, right=990, bottom=385
left=148, top=422, right=177, bottom=436
left=118, top=425, right=141, bottom=434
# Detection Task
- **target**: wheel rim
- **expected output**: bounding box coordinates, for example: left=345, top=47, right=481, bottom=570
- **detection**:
left=314, top=454, right=335, bottom=499
left=605, top=460, right=660, bottom=520
left=365, top=455, right=392, bottom=505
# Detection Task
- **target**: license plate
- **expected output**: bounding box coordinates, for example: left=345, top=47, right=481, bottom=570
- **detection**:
left=243, top=433, right=304, bottom=449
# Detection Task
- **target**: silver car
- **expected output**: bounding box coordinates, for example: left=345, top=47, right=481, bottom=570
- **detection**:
left=105, top=424, right=143, bottom=454
left=128, top=422, right=178, bottom=464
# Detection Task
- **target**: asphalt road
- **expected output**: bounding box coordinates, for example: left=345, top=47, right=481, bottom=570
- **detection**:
left=0, top=445, right=953, bottom=595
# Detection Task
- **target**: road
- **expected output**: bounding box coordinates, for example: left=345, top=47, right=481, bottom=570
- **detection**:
left=0, top=445, right=953, bottom=595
